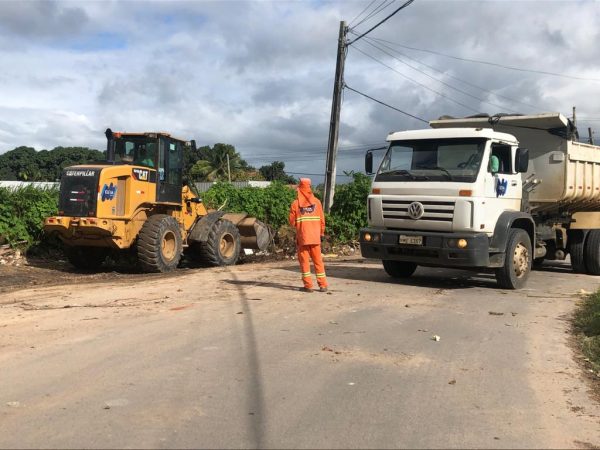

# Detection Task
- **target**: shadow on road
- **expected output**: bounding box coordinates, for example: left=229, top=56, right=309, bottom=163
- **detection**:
left=225, top=279, right=300, bottom=292
left=282, top=262, right=499, bottom=290
left=228, top=272, right=266, bottom=449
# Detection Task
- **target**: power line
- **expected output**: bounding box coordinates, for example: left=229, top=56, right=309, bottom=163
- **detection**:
left=344, top=83, right=428, bottom=123
left=351, top=44, right=480, bottom=113
left=347, top=0, right=415, bottom=46
left=361, top=35, right=543, bottom=112
left=348, top=0, right=381, bottom=27
left=287, top=171, right=354, bottom=178
left=367, top=37, right=600, bottom=82
left=352, top=0, right=396, bottom=29
left=355, top=39, right=513, bottom=113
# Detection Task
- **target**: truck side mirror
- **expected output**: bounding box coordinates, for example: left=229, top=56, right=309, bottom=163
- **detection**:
left=515, top=147, right=529, bottom=173
left=365, top=151, right=374, bottom=175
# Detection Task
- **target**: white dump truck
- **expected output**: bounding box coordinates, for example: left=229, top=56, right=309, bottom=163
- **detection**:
left=359, top=112, right=600, bottom=289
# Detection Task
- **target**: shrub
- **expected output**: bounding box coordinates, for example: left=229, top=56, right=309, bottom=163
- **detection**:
left=574, top=291, right=600, bottom=371
left=202, top=181, right=296, bottom=231
left=0, top=186, right=58, bottom=246
left=327, top=172, right=371, bottom=243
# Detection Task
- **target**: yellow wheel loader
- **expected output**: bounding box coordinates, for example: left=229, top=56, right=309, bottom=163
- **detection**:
left=43, top=129, right=270, bottom=272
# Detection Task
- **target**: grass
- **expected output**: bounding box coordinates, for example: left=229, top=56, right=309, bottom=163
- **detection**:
left=573, top=290, right=600, bottom=372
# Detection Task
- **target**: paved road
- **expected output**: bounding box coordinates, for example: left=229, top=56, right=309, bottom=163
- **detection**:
left=0, top=258, right=599, bottom=448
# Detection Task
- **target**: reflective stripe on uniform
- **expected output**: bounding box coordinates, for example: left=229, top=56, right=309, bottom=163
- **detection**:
left=301, top=272, right=312, bottom=278
left=316, top=273, right=326, bottom=278
left=296, top=216, right=321, bottom=223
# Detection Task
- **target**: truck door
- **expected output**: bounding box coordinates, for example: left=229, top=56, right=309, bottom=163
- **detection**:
left=482, top=143, right=522, bottom=226
left=156, top=137, right=183, bottom=203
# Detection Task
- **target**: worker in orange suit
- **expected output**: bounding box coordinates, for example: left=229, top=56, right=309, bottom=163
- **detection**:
left=289, top=178, right=328, bottom=293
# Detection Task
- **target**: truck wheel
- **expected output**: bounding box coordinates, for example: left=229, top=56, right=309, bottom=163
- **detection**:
left=568, top=230, right=587, bottom=274
left=137, top=214, right=183, bottom=273
left=382, top=260, right=417, bottom=278
left=66, top=246, right=108, bottom=270
left=495, top=228, right=531, bottom=289
left=195, top=219, right=241, bottom=266
left=584, top=229, right=600, bottom=275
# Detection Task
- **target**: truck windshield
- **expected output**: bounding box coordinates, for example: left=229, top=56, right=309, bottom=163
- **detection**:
left=376, top=138, right=486, bottom=183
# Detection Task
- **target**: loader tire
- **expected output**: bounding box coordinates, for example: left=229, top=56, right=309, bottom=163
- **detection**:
left=66, top=246, right=109, bottom=270
left=568, top=229, right=587, bottom=274
left=137, top=214, right=183, bottom=273
left=584, top=229, right=600, bottom=275
left=195, top=218, right=241, bottom=266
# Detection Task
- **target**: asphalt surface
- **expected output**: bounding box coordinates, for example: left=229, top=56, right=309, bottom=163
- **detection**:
left=0, top=257, right=599, bottom=448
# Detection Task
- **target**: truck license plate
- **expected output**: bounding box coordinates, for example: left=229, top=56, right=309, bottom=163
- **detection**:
left=399, top=235, right=423, bottom=245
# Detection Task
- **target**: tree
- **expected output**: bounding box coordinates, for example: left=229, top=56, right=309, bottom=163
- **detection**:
left=259, top=161, right=296, bottom=184
left=0, top=146, right=104, bottom=181
left=189, top=143, right=259, bottom=182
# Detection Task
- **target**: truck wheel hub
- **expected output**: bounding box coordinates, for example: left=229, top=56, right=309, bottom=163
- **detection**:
left=513, top=243, right=529, bottom=278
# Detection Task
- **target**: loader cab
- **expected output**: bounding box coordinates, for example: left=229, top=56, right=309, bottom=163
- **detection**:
left=105, top=129, right=183, bottom=204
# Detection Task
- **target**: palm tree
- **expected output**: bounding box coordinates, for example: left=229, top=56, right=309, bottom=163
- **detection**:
left=190, top=143, right=245, bottom=182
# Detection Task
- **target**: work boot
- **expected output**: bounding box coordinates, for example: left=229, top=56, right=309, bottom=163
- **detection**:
left=300, top=287, right=314, bottom=293
left=319, top=287, right=328, bottom=293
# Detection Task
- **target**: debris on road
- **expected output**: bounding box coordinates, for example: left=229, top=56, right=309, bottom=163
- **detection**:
left=448, top=379, right=456, bottom=385
left=6, top=401, right=20, bottom=408
left=489, top=311, right=504, bottom=316
left=431, top=335, right=440, bottom=342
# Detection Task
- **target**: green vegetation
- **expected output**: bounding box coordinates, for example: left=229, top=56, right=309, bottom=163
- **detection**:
left=573, top=291, right=600, bottom=372
left=0, top=186, right=58, bottom=246
left=1, top=142, right=296, bottom=184
left=0, top=172, right=371, bottom=252
left=185, top=143, right=263, bottom=182
left=258, top=161, right=296, bottom=184
left=0, top=146, right=104, bottom=181
left=327, top=172, right=371, bottom=242
left=202, top=181, right=297, bottom=231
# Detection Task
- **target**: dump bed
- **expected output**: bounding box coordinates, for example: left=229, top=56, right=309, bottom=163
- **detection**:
left=430, top=113, right=600, bottom=214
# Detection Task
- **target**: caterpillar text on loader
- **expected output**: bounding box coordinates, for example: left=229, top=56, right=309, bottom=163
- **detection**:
left=44, top=129, right=270, bottom=272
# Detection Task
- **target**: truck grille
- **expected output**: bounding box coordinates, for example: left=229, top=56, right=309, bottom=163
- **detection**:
left=58, top=169, right=100, bottom=217
left=382, top=200, right=455, bottom=222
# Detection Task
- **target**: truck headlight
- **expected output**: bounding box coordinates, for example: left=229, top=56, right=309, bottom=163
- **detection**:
left=457, top=239, right=468, bottom=249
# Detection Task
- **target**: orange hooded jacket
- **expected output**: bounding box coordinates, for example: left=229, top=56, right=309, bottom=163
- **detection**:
left=289, top=178, right=325, bottom=246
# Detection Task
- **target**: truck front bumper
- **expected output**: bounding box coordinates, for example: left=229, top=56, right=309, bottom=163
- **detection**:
left=359, top=228, right=491, bottom=268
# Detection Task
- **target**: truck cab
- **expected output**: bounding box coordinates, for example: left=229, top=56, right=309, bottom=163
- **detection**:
left=360, top=127, right=532, bottom=289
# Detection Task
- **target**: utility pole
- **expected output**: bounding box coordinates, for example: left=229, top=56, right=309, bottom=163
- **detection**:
left=572, top=106, right=577, bottom=128
left=323, top=21, right=347, bottom=213
left=226, top=153, right=231, bottom=183
left=589, top=127, right=595, bottom=145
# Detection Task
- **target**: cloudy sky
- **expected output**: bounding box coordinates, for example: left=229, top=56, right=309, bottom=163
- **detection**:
left=1, top=0, right=600, bottom=183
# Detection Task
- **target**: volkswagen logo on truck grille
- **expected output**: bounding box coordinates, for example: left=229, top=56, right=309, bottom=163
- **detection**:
left=408, top=202, right=425, bottom=219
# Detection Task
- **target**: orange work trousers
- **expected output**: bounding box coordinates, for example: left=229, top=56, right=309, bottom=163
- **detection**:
left=297, top=244, right=327, bottom=289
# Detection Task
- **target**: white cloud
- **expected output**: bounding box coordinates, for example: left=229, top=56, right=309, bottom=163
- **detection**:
left=1, top=0, right=599, bottom=181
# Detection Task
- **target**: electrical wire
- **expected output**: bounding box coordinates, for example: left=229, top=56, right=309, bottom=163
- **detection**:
left=355, top=40, right=512, bottom=113
left=352, top=0, right=396, bottom=29
left=350, top=45, right=480, bottom=113
left=348, top=0, right=383, bottom=27
left=287, top=171, right=354, bottom=178
left=347, top=0, right=415, bottom=46
left=344, top=83, right=428, bottom=123
left=366, top=37, right=600, bottom=82
left=361, top=35, right=543, bottom=112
